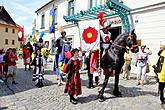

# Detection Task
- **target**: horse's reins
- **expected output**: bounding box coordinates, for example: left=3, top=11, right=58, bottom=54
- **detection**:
left=111, top=34, right=137, bottom=51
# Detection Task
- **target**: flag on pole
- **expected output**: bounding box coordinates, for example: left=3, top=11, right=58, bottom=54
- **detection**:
left=18, top=27, right=24, bottom=41
left=49, top=7, right=55, bottom=33
left=32, top=19, right=36, bottom=41
left=79, top=20, right=100, bottom=51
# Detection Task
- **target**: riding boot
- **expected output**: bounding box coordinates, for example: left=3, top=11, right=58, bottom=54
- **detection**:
left=25, top=65, right=27, bottom=71
left=95, top=76, right=98, bottom=85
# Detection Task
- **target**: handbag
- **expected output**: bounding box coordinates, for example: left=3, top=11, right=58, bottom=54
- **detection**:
left=138, top=59, right=146, bottom=67
left=146, top=63, right=150, bottom=73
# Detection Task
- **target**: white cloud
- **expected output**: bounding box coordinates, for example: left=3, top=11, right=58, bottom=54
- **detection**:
left=15, top=16, right=28, bottom=22
left=24, top=25, right=32, bottom=34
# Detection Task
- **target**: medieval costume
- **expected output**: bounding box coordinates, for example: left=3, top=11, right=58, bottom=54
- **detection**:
left=54, top=31, right=68, bottom=86
left=100, top=20, right=112, bottom=69
left=64, top=49, right=82, bottom=104
left=32, top=50, right=46, bottom=88
left=153, top=49, right=165, bottom=104
left=88, top=50, right=99, bottom=88
left=23, top=46, right=31, bottom=71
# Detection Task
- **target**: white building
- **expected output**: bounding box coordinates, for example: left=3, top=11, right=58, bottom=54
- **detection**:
left=35, top=0, right=165, bottom=66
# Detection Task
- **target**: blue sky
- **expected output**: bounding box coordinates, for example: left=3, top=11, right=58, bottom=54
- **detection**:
left=2, top=0, right=48, bottom=34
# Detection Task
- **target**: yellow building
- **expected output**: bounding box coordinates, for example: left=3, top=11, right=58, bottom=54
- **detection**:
left=0, top=6, right=20, bottom=49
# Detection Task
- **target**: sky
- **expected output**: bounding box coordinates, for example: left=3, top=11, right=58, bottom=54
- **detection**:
left=1, top=0, right=48, bottom=35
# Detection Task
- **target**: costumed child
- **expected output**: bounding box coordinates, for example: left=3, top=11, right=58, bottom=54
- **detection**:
left=64, top=48, right=82, bottom=104
left=31, top=49, right=46, bottom=88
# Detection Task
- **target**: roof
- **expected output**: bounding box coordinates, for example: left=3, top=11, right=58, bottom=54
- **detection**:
left=0, top=6, right=17, bottom=27
left=35, top=0, right=54, bottom=13
left=63, top=0, right=131, bottom=32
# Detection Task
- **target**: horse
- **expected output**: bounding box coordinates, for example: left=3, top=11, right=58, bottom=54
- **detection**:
left=99, top=29, right=139, bottom=102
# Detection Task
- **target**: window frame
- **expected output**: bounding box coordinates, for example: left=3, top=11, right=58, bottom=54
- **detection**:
left=12, top=40, right=15, bottom=45
left=12, top=29, right=15, bottom=33
left=5, top=28, right=8, bottom=32
left=5, top=39, right=8, bottom=45
left=89, top=0, right=97, bottom=8
left=41, top=14, right=45, bottom=29
left=68, top=0, right=75, bottom=16
left=54, top=8, right=58, bottom=24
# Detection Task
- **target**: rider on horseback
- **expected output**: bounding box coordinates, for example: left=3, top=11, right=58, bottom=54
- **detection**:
left=100, top=20, right=112, bottom=59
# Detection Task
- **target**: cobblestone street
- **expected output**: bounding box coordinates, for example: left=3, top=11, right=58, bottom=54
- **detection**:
left=0, top=59, right=163, bottom=110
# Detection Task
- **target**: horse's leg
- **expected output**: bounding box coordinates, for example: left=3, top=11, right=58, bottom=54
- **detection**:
left=99, top=70, right=111, bottom=102
left=113, top=68, right=122, bottom=97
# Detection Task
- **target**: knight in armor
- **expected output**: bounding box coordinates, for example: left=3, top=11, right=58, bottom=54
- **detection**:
left=100, top=20, right=112, bottom=68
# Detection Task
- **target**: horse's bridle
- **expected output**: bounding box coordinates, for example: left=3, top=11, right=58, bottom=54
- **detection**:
left=112, top=33, right=138, bottom=51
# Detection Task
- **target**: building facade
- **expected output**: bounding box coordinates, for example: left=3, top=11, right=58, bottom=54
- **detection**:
left=35, top=0, right=165, bottom=64
left=0, top=6, right=20, bottom=49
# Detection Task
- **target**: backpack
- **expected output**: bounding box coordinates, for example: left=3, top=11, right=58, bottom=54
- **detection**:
left=63, top=60, right=73, bottom=73
left=153, top=56, right=164, bottom=73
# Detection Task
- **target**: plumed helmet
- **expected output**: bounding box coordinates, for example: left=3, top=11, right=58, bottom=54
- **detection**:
left=103, top=20, right=111, bottom=28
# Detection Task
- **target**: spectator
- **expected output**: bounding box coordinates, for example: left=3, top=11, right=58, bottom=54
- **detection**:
left=0, top=49, right=4, bottom=77
left=3, top=49, right=10, bottom=83
left=122, top=49, right=132, bottom=80
left=137, top=45, right=152, bottom=86
left=8, top=48, right=18, bottom=84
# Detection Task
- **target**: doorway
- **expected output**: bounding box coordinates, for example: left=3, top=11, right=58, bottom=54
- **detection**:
left=109, top=26, right=122, bottom=41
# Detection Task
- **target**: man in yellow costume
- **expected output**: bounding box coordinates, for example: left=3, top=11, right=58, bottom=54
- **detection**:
left=153, top=46, right=165, bottom=105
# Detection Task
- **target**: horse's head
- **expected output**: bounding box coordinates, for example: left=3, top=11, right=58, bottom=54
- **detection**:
left=126, top=29, right=139, bottom=53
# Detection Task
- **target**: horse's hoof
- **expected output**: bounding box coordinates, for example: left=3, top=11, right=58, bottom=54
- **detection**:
left=98, top=96, right=106, bottom=102
left=113, top=91, right=122, bottom=97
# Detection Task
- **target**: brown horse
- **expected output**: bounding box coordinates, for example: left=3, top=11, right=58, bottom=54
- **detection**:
left=99, top=29, right=139, bottom=102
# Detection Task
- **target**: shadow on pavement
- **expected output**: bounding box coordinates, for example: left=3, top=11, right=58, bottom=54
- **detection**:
left=78, top=94, right=98, bottom=104
left=0, top=68, right=56, bottom=97
left=104, top=83, right=158, bottom=98
left=0, top=107, right=8, bottom=110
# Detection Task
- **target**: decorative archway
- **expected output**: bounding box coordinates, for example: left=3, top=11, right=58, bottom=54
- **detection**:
left=63, top=0, right=131, bottom=32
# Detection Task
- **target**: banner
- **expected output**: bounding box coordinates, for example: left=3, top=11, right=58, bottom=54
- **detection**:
left=79, top=20, right=100, bottom=51
left=18, top=27, right=24, bottom=41
left=49, top=7, right=55, bottom=33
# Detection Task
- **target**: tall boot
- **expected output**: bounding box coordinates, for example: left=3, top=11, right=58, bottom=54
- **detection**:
left=95, top=76, right=98, bottom=85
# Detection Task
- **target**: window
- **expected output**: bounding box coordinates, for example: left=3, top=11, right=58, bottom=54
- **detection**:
left=54, top=8, right=57, bottom=24
left=68, top=0, right=74, bottom=16
left=5, top=28, right=8, bottom=32
left=12, top=29, right=15, bottom=33
left=90, top=0, right=97, bottom=8
left=41, top=14, right=45, bottom=29
left=5, top=39, right=8, bottom=44
left=12, top=40, right=15, bottom=45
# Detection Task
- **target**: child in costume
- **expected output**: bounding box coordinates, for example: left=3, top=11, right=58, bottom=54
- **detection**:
left=64, top=48, right=82, bottom=104
left=32, top=49, right=46, bottom=88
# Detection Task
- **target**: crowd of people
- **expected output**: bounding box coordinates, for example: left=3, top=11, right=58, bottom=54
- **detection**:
left=0, top=30, right=164, bottom=105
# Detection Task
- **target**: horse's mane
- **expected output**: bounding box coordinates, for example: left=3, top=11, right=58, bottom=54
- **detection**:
left=113, top=32, right=129, bottom=44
